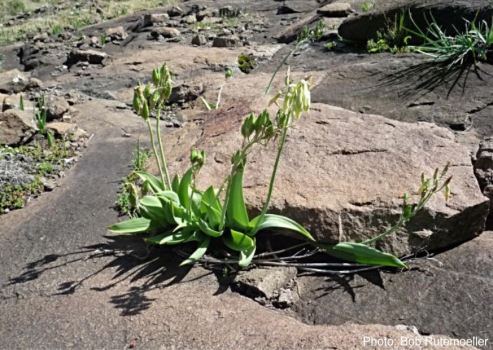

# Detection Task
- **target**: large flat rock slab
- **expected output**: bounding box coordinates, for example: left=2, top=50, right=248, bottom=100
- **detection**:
left=0, top=97, right=476, bottom=349
left=158, top=102, right=488, bottom=256
left=292, top=231, right=493, bottom=347
left=306, top=54, right=493, bottom=139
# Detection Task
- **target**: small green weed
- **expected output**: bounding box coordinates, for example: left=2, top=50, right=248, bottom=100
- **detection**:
left=115, top=139, right=153, bottom=216
left=361, top=0, right=377, bottom=13
left=51, top=24, right=63, bottom=36
left=100, top=33, right=107, bottom=47
left=37, top=162, right=54, bottom=176
left=366, top=11, right=411, bottom=53
left=238, top=53, right=257, bottom=74
left=324, top=41, right=337, bottom=51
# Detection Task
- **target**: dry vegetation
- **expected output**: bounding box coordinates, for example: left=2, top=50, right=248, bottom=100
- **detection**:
left=0, top=0, right=177, bottom=45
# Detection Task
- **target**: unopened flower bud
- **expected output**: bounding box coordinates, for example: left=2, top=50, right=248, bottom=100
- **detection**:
left=141, top=100, right=150, bottom=120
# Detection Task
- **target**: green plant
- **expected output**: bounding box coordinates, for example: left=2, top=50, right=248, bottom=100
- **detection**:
left=35, top=95, right=47, bottom=134
left=19, top=93, right=24, bottom=111
left=109, top=63, right=452, bottom=269
left=407, top=12, right=493, bottom=70
left=200, top=69, right=232, bottom=110
left=100, top=33, right=107, bottom=47
left=367, top=11, right=411, bottom=53
left=109, top=64, right=316, bottom=266
left=324, top=41, right=337, bottom=51
left=361, top=0, right=377, bottom=13
left=265, top=20, right=325, bottom=94
left=37, top=162, right=54, bottom=175
left=115, top=138, right=153, bottom=216
left=51, top=24, right=63, bottom=36
left=238, top=53, right=257, bottom=74
left=0, top=177, right=44, bottom=214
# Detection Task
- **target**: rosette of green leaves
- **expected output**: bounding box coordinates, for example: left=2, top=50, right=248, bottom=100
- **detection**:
left=109, top=109, right=315, bottom=267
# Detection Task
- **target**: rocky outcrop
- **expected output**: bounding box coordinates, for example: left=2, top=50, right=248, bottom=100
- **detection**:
left=66, top=49, right=108, bottom=66
left=159, top=102, right=488, bottom=256
left=293, top=231, right=493, bottom=345
left=0, top=109, right=37, bottom=146
left=338, top=0, right=493, bottom=42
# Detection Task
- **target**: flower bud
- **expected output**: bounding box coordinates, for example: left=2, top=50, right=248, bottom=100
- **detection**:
left=141, top=100, right=150, bottom=120
left=241, top=114, right=255, bottom=139
left=150, top=90, right=160, bottom=110
left=133, top=90, right=142, bottom=113
left=402, top=204, right=413, bottom=219
left=144, top=84, right=152, bottom=99
left=190, top=148, right=199, bottom=163
left=200, top=150, right=206, bottom=166
left=152, top=68, right=161, bottom=84
left=445, top=183, right=451, bottom=201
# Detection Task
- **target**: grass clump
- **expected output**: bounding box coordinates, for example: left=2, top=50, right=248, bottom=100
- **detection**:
left=407, top=12, right=493, bottom=70
left=367, top=11, right=411, bottom=53
left=115, top=139, right=153, bottom=217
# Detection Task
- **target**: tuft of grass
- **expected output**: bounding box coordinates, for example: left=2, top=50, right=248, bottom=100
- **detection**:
left=367, top=11, right=411, bottom=53
left=407, top=12, right=493, bottom=70
left=115, top=139, right=153, bottom=217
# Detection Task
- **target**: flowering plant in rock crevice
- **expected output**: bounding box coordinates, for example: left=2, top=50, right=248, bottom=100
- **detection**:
left=108, top=62, right=452, bottom=271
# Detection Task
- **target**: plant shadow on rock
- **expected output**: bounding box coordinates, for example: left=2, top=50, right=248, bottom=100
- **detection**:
left=375, top=57, right=493, bottom=100
left=6, top=235, right=230, bottom=316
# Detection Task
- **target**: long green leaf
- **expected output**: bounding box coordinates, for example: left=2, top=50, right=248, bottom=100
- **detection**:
left=145, top=229, right=195, bottom=245
left=249, top=214, right=314, bottom=241
left=226, top=170, right=250, bottom=231
left=318, top=242, right=407, bottom=268
left=223, top=229, right=255, bottom=251
left=205, top=203, right=222, bottom=229
left=179, top=235, right=211, bottom=266
left=190, top=189, right=203, bottom=218
left=156, top=190, right=180, bottom=203
left=139, top=195, right=169, bottom=226
left=108, top=217, right=153, bottom=234
left=178, top=168, right=193, bottom=210
left=197, top=218, right=223, bottom=237
left=201, top=186, right=222, bottom=213
left=172, top=174, right=180, bottom=193
left=134, top=171, right=165, bottom=193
